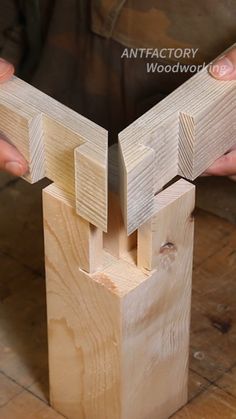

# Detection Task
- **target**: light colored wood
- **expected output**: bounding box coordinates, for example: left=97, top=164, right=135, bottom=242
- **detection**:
left=119, top=43, right=236, bottom=234
left=43, top=183, right=103, bottom=274
left=108, top=143, right=119, bottom=192
left=104, top=190, right=137, bottom=259
left=75, top=142, right=107, bottom=234
left=0, top=76, right=108, bottom=231
left=121, top=179, right=195, bottom=419
left=118, top=140, right=155, bottom=234
left=43, top=178, right=194, bottom=419
left=103, top=182, right=194, bottom=419
left=138, top=179, right=195, bottom=270
left=43, top=185, right=121, bottom=418
left=105, top=144, right=136, bottom=259
left=0, top=99, right=44, bottom=183
left=45, top=263, right=121, bottom=419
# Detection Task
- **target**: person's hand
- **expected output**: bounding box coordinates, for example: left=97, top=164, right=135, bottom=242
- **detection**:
left=0, top=59, right=28, bottom=176
left=205, top=47, right=236, bottom=177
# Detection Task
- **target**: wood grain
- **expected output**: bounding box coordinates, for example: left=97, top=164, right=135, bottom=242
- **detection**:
left=75, top=142, right=108, bottom=234
left=104, top=191, right=137, bottom=259
left=120, top=180, right=195, bottom=419
left=43, top=178, right=195, bottom=419
left=2, top=195, right=236, bottom=418
left=44, top=185, right=121, bottom=418
left=119, top=43, right=236, bottom=234
left=0, top=76, right=108, bottom=231
left=138, top=179, right=195, bottom=271
left=43, top=183, right=103, bottom=274
left=0, top=100, right=44, bottom=183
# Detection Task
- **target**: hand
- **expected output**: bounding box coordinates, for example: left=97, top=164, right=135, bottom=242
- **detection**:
left=0, top=59, right=28, bottom=176
left=205, top=47, right=236, bottom=177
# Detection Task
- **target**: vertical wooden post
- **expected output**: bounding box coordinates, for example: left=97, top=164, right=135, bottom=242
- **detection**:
left=43, top=179, right=195, bottom=419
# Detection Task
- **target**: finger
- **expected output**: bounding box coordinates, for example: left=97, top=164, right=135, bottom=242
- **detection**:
left=0, top=61, right=28, bottom=176
left=209, top=47, right=236, bottom=80
left=204, top=149, right=236, bottom=176
left=0, top=139, right=28, bottom=176
left=0, top=58, right=14, bottom=83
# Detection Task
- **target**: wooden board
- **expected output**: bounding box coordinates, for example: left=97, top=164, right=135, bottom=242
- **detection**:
left=0, top=77, right=108, bottom=231
left=104, top=144, right=137, bottom=259
left=138, top=179, right=195, bottom=271
left=43, top=184, right=103, bottom=274
left=43, top=178, right=194, bottom=419
left=119, top=43, right=236, bottom=234
left=43, top=185, right=121, bottom=419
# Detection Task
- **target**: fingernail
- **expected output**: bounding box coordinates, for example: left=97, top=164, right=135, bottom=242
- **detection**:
left=210, top=56, right=234, bottom=77
left=5, top=161, right=24, bottom=176
left=0, top=58, right=12, bottom=77
left=200, top=173, right=211, bottom=177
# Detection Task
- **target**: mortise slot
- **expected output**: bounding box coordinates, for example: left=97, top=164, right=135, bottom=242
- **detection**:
left=103, top=144, right=137, bottom=264
left=103, top=189, right=137, bottom=263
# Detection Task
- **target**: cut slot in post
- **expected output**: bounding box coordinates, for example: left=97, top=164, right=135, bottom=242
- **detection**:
left=43, top=179, right=195, bottom=419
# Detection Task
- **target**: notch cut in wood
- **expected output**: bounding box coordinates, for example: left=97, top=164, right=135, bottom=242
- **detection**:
left=119, top=43, right=236, bottom=234
left=0, top=77, right=108, bottom=231
left=43, top=178, right=195, bottom=419
left=104, top=144, right=137, bottom=260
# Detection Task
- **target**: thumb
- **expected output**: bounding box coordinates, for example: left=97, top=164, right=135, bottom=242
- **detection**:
left=0, top=58, right=14, bottom=83
left=0, top=139, right=28, bottom=176
left=0, top=59, right=28, bottom=176
left=209, top=47, right=236, bottom=81
left=204, top=149, right=236, bottom=176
